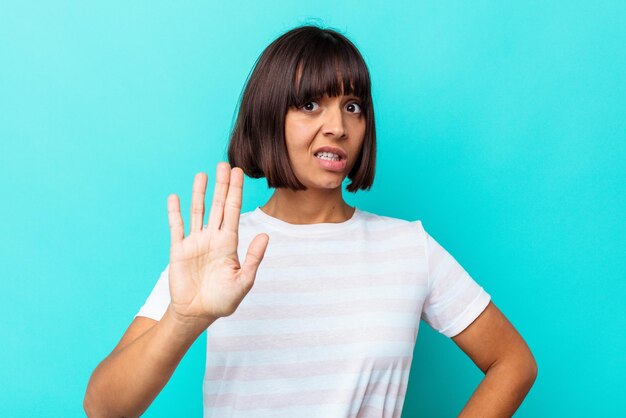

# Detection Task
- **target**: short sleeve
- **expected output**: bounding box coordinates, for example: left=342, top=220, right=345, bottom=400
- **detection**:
left=135, top=265, right=171, bottom=321
left=419, top=224, right=491, bottom=337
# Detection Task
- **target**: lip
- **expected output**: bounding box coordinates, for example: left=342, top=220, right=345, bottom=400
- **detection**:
left=313, top=154, right=347, bottom=172
left=312, top=146, right=347, bottom=160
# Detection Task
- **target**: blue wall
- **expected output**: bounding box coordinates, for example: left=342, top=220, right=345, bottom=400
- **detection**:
left=1, top=1, right=624, bottom=416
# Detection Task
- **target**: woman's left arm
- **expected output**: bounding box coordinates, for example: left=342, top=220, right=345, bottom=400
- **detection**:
left=452, top=301, right=538, bottom=417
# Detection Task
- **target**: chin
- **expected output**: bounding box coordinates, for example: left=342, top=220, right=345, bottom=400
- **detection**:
left=297, top=170, right=347, bottom=190
left=311, top=180, right=344, bottom=190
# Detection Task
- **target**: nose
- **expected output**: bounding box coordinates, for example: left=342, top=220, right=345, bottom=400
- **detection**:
left=321, top=103, right=346, bottom=139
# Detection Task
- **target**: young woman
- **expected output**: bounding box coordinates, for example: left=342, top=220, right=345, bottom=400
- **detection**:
left=84, top=26, right=537, bottom=417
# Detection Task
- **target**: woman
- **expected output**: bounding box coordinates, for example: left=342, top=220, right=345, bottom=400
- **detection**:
left=84, top=25, right=537, bottom=417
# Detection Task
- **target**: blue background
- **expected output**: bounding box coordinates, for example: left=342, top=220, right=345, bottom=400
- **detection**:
left=1, top=1, right=624, bottom=416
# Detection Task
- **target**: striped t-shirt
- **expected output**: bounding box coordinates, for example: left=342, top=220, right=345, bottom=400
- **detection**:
left=136, top=207, right=491, bottom=418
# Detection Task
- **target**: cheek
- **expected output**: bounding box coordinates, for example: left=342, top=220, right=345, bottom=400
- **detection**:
left=285, top=122, right=317, bottom=151
left=354, top=117, right=367, bottom=135
left=349, top=119, right=367, bottom=146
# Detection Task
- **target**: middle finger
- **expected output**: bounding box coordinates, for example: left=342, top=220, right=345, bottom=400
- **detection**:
left=207, top=162, right=231, bottom=233
left=221, top=166, right=243, bottom=234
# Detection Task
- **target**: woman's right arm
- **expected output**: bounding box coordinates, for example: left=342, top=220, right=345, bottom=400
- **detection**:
left=83, top=308, right=214, bottom=417
left=83, top=163, right=269, bottom=417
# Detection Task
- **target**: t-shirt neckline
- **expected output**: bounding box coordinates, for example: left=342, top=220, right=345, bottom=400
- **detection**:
left=250, top=206, right=362, bottom=235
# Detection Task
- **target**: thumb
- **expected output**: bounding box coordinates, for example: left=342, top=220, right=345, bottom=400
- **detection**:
left=239, top=233, right=269, bottom=288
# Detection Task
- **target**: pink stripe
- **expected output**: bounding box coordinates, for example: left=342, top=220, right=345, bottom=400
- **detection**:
left=243, top=221, right=421, bottom=243
left=229, top=298, right=420, bottom=321
left=352, top=371, right=406, bottom=418
left=353, top=404, right=404, bottom=418
left=208, top=326, right=416, bottom=351
left=205, top=381, right=408, bottom=411
left=350, top=405, right=391, bottom=418
left=205, top=356, right=412, bottom=380
left=251, top=271, right=427, bottom=294
left=260, top=245, right=422, bottom=269
left=361, top=378, right=406, bottom=418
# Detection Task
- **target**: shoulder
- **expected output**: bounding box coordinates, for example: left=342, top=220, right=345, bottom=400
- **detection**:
left=357, top=208, right=423, bottom=228
left=355, top=209, right=426, bottom=238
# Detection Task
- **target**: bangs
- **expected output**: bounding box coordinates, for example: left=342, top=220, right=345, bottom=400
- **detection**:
left=289, top=36, right=371, bottom=111
left=228, top=25, right=377, bottom=192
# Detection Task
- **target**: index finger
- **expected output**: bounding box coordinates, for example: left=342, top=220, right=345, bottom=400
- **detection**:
left=189, top=172, right=208, bottom=233
left=167, top=194, right=184, bottom=245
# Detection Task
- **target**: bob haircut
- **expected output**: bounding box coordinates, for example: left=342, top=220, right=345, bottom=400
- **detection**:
left=227, top=25, right=376, bottom=192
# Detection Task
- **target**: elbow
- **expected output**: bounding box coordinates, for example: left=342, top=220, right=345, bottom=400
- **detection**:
left=83, top=384, right=106, bottom=418
left=84, top=381, right=139, bottom=418
left=83, top=389, right=97, bottom=417
left=525, top=354, right=538, bottom=389
left=83, top=394, right=123, bottom=418
left=513, top=350, right=538, bottom=395
left=84, top=371, right=104, bottom=418
left=492, top=348, right=538, bottom=396
left=83, top=380, right=115, bottom=418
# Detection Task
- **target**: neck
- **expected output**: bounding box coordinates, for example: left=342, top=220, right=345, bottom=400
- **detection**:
left=260, top=187, right=355, bottom=225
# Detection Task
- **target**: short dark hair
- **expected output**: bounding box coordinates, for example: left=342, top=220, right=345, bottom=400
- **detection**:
left=227, top=25, right=376, bottom=192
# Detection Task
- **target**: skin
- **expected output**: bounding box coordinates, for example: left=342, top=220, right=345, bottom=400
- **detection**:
left=454, top=302, right=538, bottom=417
left=84, top=165, right=270, bottom=417
left=83, top=93, right=536, bottom=417
left=266, top=93, right=538, bottom=415
left=267, top=93, right=538, bottom=415
left=260, top=94, right=365, bottom=224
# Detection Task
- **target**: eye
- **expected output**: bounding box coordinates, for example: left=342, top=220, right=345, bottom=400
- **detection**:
left=300, top=101, right=319, bottom=112
left=346, top=102, right=362, bottom=114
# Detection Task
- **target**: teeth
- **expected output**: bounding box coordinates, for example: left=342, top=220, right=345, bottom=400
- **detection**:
left=315, top=151, right=341, bottom=161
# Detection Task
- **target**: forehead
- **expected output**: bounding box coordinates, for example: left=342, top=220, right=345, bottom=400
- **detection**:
left=290, top=51, right=369, bottom=103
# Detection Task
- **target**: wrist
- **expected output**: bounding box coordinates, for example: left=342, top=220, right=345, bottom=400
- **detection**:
left=164, top=305, right=216, bottom=336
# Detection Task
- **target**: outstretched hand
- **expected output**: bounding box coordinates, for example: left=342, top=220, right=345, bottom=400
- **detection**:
left=166, top=162, right=269, bottom=324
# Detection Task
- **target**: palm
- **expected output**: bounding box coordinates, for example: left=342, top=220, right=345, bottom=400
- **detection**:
left=166, top=163, right=269, bottom=322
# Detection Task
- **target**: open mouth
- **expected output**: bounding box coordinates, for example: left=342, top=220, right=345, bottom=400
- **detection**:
left=313, top=151, right=347, bottom=172
left=314, top=151, right=343, bottom=161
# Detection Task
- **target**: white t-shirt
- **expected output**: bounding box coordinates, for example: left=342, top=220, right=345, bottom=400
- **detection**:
left=136, top=207, right=490, bottom=418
